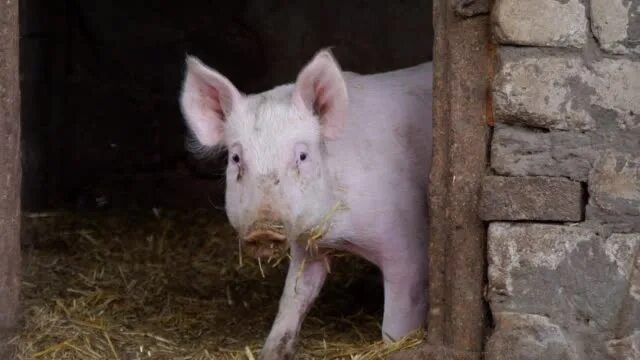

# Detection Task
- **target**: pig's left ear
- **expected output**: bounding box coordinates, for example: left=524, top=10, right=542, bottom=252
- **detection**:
left=293, top=49, right=348, bottom=139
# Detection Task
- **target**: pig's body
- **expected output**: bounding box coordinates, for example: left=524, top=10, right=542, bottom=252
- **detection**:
left=317, top=64, right=432, bottom=259
left=180, top=50, right=432, bottom=360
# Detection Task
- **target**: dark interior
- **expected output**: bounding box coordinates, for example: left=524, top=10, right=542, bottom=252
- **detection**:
left=20, top=0, right=434, bottom=211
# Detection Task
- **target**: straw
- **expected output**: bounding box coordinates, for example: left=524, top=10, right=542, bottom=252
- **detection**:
left=13, top=209, right=423, bottom=359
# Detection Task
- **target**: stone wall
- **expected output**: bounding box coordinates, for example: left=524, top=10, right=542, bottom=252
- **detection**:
left=483, top=1, right=640, bottom=359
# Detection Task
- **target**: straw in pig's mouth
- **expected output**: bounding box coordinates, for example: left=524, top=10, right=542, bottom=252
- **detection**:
left=239, top=200, right=347, bottom=270
left=242, top=223, right=288, bottom=259
left=299, top=200, right=347, bottom=256
left=294, top=200, right=348, bottom=289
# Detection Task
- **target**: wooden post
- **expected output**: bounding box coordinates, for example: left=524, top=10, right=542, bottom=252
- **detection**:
left=429, top=0, right=491, bottom=356
left=392, top=1, right=491, bottom=359
left=0, top=0, right=22, bottom=355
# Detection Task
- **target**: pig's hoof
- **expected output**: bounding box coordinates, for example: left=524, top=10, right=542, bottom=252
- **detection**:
left=243, top=230, right=288, bottom=259
left=258, top=348, right=295, bottom=360
left=260, top=332, right=296, bottom=360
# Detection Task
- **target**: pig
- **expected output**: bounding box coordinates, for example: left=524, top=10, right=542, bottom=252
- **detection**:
left=179, top=49, right=432, bottom=360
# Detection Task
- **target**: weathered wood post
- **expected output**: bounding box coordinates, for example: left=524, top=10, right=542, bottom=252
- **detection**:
left=0, top=0, right=22, bottom=356
left=392, top=1, right=492, bottom=359
left=427, top=0, right=491, bottom=356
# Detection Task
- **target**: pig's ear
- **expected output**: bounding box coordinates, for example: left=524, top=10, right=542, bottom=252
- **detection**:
left=293, top=49, right=348, bottom=139
left=180, top=56, right=243, bottom=147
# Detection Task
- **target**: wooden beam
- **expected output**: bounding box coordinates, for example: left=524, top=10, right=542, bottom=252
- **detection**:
left=393, top=1, right=491, bottom=358
left=0, top=0, right=22, bottom=356
left=429, top=0, right=491, bottom=355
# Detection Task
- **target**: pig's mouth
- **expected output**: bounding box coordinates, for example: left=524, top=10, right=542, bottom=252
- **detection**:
left=241, top=222, right=288, bottom=259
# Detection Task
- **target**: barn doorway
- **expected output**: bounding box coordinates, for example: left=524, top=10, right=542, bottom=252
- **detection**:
left=1, top=1, right=478, bottom=358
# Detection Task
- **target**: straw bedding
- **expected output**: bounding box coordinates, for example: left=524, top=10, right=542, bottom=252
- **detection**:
left=11, top=209, right=424, bottom=359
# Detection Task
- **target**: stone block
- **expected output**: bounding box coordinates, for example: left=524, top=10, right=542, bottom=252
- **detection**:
left=606, top=331, right=640, bottom=360
left=588, top=59, right=640, bottom=132
left=488, top=223, right=637, bottom=330
left=492, top=0, right=587, bottom=48
left=486, top=312, right=578, bottom=360
left=490, top=124, right=596, bottom=181
left=587, top=151, right=640, bottom=233
left=493, top=50, right=640, bottom=131
left=488, top=225, right=640, bottom=358
left=479, top=176, right=584, bottom=221
left=490, top=120, right=640, bottom=183
left=591, top=0, right=640, bottom=55
left=606, top=234, right=640, bottom=337
left=493, top=52, right=591, bottom=130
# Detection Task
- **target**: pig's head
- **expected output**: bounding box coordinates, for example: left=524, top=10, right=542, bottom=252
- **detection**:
left=180, top=49, right=348, bottom=258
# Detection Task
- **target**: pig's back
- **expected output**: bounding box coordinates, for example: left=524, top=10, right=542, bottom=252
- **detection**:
left=322, top=63, right=433, bottom=254
left=331, top=62, right=433, bottom=189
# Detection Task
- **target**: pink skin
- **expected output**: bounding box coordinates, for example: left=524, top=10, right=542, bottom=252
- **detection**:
left=180, top=49, right=432, bottom=360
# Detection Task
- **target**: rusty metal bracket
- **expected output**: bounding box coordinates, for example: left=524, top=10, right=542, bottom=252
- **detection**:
left=454, top=0, right=490, bottom=17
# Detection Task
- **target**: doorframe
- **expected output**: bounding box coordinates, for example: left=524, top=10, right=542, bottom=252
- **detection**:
left=423, top=0, right=493, bottom=358
left=0, top=0, right=496, bottom=357
left=0, top=0, right=22, bottom=356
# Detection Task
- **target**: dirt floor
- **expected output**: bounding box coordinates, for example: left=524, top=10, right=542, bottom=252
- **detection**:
left=10, top=209, right=424, bottom=359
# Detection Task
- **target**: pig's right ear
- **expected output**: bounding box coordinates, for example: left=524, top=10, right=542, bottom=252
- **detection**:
left=180, top=56, right=243, bottom=147
left=293, top=49, right=348, bottom=139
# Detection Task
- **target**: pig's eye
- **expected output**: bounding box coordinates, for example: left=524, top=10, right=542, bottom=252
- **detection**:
left=231, top=154, right=241, bottom=164
left=293, top=142, right=309, bottom=169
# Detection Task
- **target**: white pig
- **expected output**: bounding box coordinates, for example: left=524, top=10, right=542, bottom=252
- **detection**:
left=180, top=49, right=432, bottom=360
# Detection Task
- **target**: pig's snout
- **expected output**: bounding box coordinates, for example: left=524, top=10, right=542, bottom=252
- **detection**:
left=242, top=221, right=288, bottom=259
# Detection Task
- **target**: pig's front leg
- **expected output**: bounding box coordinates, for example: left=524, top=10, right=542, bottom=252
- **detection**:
left=259, top=243, right=329, bottom=360
left=380, top=252, right=428, bottom=343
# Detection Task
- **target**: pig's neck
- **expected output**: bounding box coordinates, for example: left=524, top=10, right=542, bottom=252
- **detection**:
left=310, top=174, right=352, bottom=246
